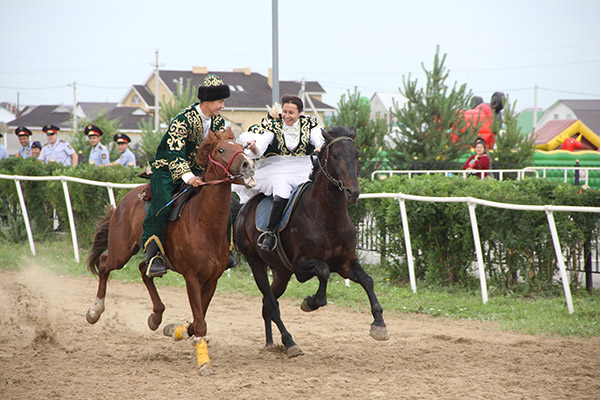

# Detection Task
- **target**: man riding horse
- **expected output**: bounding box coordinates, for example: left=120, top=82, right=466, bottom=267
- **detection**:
left=142, top=74, right=235, bottom=278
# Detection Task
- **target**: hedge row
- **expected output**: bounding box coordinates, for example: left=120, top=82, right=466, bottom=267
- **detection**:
left=1, top=158, right=598, bottom=294
left=349, top=175, right=599, bottom=293
left=0, top=158, right=146, bottom=244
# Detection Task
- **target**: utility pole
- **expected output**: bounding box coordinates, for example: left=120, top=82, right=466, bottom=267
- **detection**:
left=72, top=82, right=77, bottom=134
left=533, top=84, right=538, bottom=128
left=271, top=0, right=279, bottom=105
left=299, top=77, right=323, bottom=126
left=154, top=50, right=160, bottom=131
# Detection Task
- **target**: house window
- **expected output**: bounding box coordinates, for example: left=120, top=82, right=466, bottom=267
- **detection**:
left=567, top=113, right=572, bottom=119
left=133, top=95, right=141, bottom=104
left=554, top=114, right=559, bottom=119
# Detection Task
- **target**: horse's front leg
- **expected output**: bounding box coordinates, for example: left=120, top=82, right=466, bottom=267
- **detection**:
left=295, top=257, right=330, bottom=312
left=184, top=274, right=213, bottom=375
left=137, top=261, right=165, bottom=331
left=345, top=259, right=389, bottom=341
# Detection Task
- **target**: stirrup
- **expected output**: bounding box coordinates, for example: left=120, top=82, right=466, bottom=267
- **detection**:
left=146, top=255, right=167, bottom=278
left=257, top=231, right=277, bottom=252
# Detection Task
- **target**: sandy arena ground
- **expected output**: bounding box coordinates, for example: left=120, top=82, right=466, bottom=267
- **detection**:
left=0, top=263, right=598, bottom=400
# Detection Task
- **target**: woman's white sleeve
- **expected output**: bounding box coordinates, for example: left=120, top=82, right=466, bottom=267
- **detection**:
left=240, top=130, right=274, bottom=159
left=310, top=126, right=325, bottom=149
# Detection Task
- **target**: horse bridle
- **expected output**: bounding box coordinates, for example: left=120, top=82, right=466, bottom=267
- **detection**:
left=311, top=136, right=355, bottom=192
left=204, top=148, right=247, bottom=185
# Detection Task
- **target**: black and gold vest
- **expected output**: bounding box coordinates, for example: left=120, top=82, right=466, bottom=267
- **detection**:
left=248, top=114, right=319, bottom=157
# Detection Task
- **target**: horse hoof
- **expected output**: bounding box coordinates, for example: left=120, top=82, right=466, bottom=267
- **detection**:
left=370, top=324, right=389, bottom=341
left=300, top=298, right=316, bottom=312
left=286, top=344, right=304, bottom=358
left=163, top=323, right=176, bottom=337
left=86, top=309, right=100, bottom=324
left=198, top=363, right=213, bottom=376
left=147, top=314, right=161, bottom=331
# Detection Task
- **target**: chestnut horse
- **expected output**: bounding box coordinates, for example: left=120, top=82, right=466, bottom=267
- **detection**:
left=234, top=126, right=389, bottom=358
left=85, top=129, right=255, bottom=374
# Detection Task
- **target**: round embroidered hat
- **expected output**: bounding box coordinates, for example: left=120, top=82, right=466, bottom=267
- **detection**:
left=197, top=74, right=230, bottom=102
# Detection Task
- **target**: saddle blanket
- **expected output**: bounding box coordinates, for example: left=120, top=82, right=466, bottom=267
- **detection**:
left=255, top=182, right=309, bottom=233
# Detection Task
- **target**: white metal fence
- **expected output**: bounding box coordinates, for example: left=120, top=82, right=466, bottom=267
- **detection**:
left=0, top=173, right=598, bottom=314
left=371, top=167, right=601, bottom=187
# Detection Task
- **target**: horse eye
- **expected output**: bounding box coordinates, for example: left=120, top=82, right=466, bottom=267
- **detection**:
left=218, top=148, right=225, bottom=153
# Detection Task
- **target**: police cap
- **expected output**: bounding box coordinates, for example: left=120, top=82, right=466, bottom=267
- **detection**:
left=15, top=126, right=33, bottom=137
left=84, top=124, right=103, bottom=137
left=42, top=124, right=60, bottom=135
left=113, top=133, right=131, bottom=143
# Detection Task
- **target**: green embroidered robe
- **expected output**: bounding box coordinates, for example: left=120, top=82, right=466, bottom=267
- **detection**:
left=150, top=103, right=226, bottom=182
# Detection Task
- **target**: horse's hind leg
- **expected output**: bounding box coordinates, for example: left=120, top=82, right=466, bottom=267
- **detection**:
left=138, top=261, right=165, bottom=331
left=346, top=259, right=389, bottom=341
left=86, top=253, right=128, bottom=324
left=295, top=257, right=330, bottom=312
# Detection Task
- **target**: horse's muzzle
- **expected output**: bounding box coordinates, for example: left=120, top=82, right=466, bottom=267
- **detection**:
left=241, top=158, right=256, bottom=188
left=345, top=187, right=360, bottom=204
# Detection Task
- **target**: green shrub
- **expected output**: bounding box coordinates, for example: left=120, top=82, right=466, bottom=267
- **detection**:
left=357, top=175, right=599, bottom=293
left=0, top=158, right=146, bottom=246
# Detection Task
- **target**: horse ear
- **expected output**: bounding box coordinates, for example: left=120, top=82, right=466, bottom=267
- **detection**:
left=347, top=126, right=357, bottom=140
left=322, top=128, right=334, bottom=143
left=223, top=126, right=234, bottom=140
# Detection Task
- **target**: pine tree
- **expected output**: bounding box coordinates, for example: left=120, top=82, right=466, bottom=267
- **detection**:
left=390, top=46, right=480, bottom=166
left=328, top=87, right=389, bottom=177
left=492, top=100, right=535, bottom=168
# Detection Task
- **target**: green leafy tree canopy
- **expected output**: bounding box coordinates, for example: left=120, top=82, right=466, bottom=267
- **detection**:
left=328, top=87, right=389, bottom=177
left=390, top=46, right=481, bottom=163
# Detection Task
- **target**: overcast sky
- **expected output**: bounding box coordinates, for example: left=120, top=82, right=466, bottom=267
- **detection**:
left=1, top=0, right=599, bottom=114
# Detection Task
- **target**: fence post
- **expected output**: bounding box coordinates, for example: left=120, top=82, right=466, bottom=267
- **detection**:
left=574, top=159, right=580, bottom=186
left=61, top=179, right=80, bottom=263
left=467, top=200, right=488, bottom=304
left=493, top=157, right=499, bottom=180
left=14, top=179, right=36, bottom=256
left=398, top=197, right=416, bottom=293
left=545, top=209, right=574, bottom=314
left=107, top=186, right=116, bottom=207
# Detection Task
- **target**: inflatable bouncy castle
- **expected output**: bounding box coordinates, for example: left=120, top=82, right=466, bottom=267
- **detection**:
left=453, top=92, right=505, bottom=149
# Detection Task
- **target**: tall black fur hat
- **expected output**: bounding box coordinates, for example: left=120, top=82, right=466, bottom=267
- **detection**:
left=197, top=74, right=230, bottom=102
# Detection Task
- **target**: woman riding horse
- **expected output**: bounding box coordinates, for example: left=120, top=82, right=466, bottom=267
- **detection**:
left=234, top=125, right=389, bottom=358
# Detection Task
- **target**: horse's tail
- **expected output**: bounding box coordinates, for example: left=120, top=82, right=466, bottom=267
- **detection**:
left=86, top=206, right=115, bottom=276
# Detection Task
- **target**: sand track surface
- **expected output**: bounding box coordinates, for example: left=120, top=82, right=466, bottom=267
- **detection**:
left=0, top=264, right=598, bottom=399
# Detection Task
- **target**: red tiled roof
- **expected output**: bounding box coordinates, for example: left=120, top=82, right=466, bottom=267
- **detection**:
left=533, top=119, right=578, bottom=145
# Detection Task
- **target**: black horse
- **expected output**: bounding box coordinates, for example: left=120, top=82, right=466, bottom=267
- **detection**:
left=234, top=126, right=389, bottom=357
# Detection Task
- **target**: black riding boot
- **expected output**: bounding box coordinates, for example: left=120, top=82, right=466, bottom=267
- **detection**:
left=260, top=196, right=287, bottom=252
left=145, top=239, right=168, bottom=278
left=226, top=251, right=238, bottom=269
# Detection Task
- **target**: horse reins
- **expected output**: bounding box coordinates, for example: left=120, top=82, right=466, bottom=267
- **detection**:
left=312, top=136, right=355, bottom=192
left=204, top=149, right=246, bottom=185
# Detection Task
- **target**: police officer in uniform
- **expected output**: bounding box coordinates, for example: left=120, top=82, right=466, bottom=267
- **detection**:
left=101, top=133, right=136, bottom=167
left=0, top=132, right=8, bottom=160
left=31, top=141, right=42, bottom=159
left=141, top=74, right=232, bottom=278
left=38, top=124, right=78, bottom=166
left=14, top=126, right=33, bottom=158
left=85, top=124, right=109, bottom=166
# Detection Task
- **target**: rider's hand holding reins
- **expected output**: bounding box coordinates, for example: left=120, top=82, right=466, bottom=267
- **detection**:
left=188, top=176, right=203, bottom=187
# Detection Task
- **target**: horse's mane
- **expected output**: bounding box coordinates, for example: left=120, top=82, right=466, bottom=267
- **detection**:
left=309, top=126, right=356, bottom=181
